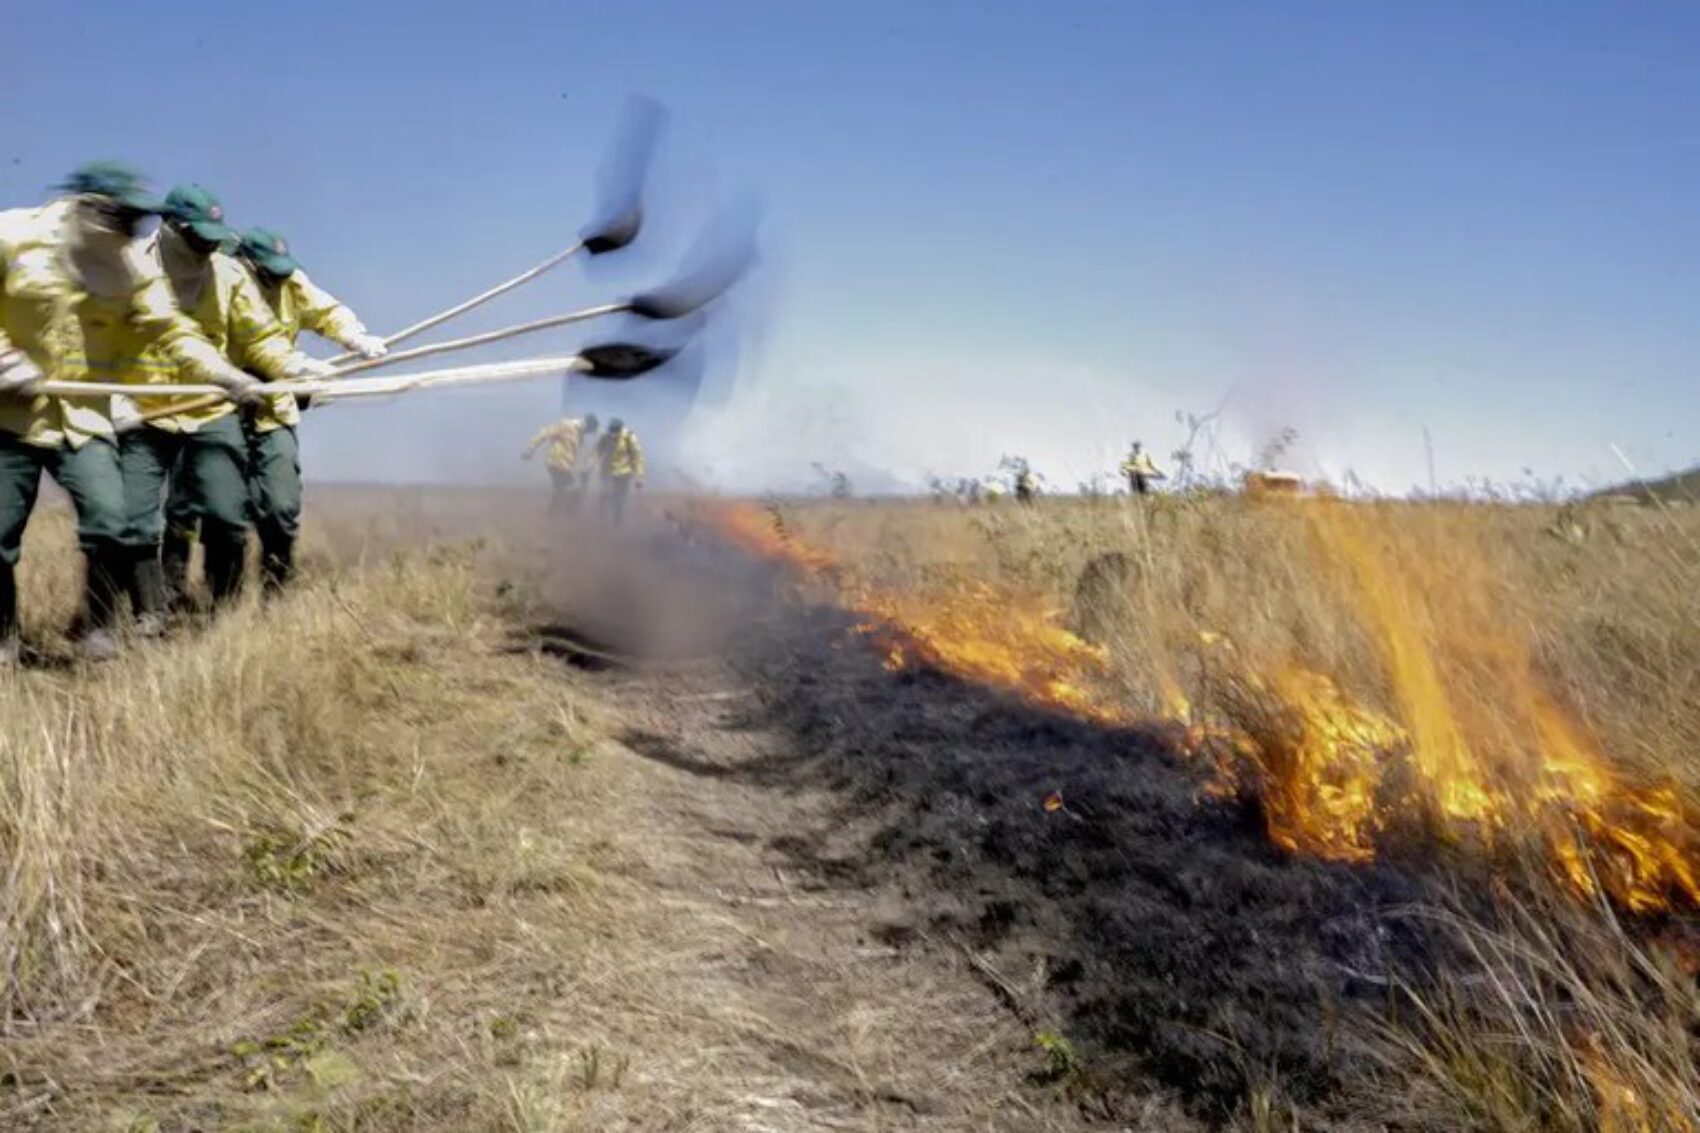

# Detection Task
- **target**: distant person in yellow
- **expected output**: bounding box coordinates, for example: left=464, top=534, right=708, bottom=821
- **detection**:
left=594, top=417, right=644, bottom=524
left=119, top=184, right=333, bottom=620
left=523, top=413, right=599, bottom=515
left=230, top=226, right=386, bottom=591
left=1120, top=441, right=1166, bottom=496
left=0, top=163, right=264, bottom=663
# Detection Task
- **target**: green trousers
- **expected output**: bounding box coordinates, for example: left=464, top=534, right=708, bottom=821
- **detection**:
left=120, top=416, right=252, bottom=548
left=245, top=423, right=301, bottom=587
left=0, top=432, right=127, bottom=637
left=121, top=416, right=252, bottom=606
left=0, top=433, right=126, bottom=565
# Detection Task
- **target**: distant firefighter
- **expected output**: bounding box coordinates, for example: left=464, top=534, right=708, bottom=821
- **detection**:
left=1014, top=465, right=1038, bottom=505
left=595, top=418, right=645, bottom=525
left=1120, top=441, right=1167, bottom=496
left=523, top=414, right=599, bottom=515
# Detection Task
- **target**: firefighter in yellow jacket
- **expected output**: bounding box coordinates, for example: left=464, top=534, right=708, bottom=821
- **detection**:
left=1120, top=441, right=1166, bottom=496
left=523, top=414, right=599, bottom=515
left=230, top=227, right=386, bottom=589
left=594, top=418, right=644, bottom=524
left=0, top=163, right=269, bottom=663
left=118, top=185, right=334, bottom=619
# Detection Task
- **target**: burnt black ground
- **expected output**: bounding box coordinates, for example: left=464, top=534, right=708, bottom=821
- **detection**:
left=729, top=601, right=1438, bottom=1120
left=511, top=516, right=1451, bottom=1125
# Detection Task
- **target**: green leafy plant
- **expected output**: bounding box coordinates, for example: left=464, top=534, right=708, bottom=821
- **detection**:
left=1033, top=1030, right=1083, bottom=1085
left=244, top=812, right=354, bottom=893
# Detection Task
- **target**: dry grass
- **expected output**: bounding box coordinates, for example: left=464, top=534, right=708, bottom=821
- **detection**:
left=9, top=482, right=1699, bottom=1129
left=773, top=496, right=1700, bottom=780
left=774, top=491, right=1700, bottom=1131
left=1, top=496, right=1102, bottom=1132
left=3, top=506, right=623, bottom=1128
left=1368, top=891, right=1700, bottom=1132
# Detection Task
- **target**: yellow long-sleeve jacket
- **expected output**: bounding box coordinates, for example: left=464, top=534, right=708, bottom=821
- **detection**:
left=133, top=234, right=297, bottom=433
left=596, top=428, right=645, bottom=480
left=1120, top=451, right=1165, bottom=479
left=250, top=269, right=371, bottom=432
left=0, top=200, right=235, bottom=450
left=527, top=417, right=590, bottom=473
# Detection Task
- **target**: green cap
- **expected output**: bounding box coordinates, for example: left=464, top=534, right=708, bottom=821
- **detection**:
left=236, top=227, right=299, bottom=277
left=160, top=183, right=235, bottom=245
left=56, top=161, right=163, bottom=213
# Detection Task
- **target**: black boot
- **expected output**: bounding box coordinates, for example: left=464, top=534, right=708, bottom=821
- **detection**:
left=129, top=548, right=169, bottom=637
left=0, top=561, right=18, bottom=666
left=162, top=526, right=193, bottom=612
left=76, top=548, right=124, bottom=661
left=203, top=538, right=247, bottom=608
left=260, top=533, right=294, bottom=594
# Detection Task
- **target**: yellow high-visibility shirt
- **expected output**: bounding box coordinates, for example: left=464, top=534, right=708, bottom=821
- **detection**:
left=1121, top=452, right=1164, bottom=478
left=0, top=201, right=233, bottom=450
left=133, top=235, right=296, bottom=433
left=528, top=417, right=589, bottom=473
left=250, top=269, right=370, bottom=432
left=597, top=429, right=645, bottom=479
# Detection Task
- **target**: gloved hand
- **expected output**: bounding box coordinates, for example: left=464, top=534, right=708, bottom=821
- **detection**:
left=0, top=351, right=44, bottom=397
left=350, top=333, right=388, bottom=360
left=285, top=355, right=338, bottom=381
left=208, top=361, right=267, bottom=409
left=110, top=393, right=140, bottom=429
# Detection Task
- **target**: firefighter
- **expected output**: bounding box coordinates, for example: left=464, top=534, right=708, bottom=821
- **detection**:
left=594, top=418, right=644, bottom=524
left=119, top=185, right=332, bottom=621
left=1120, top=441, right=1166, bottom=496
left=523, top=413, right=599, bottom=515
left=0, top=163, right=266, bottom=662
left=231, top=226, right=386, bottom=590
left=1014, top=463, right=1037, bottom=505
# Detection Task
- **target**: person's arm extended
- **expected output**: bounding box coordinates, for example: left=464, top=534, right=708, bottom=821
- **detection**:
left=292, top=271, right=384, bottom=358
left=523, top=423, right=561, bottom=459
left=128, top=268, right=264, bottom=403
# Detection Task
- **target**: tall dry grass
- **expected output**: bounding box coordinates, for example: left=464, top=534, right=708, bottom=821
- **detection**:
left=775, top=496, right=1700, bottom=784
left=776, top=491, right=1700, bottom=1130
left=0, top=505, right=626, bottom=1129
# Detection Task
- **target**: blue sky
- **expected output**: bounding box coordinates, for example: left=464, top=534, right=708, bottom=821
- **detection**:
left=9, top=1, right=1699, bottom=493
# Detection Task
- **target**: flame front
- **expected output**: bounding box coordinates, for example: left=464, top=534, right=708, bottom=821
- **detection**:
left=712, top=504, right=1130, bottom=725
left=706, top=502, right=1700, bottom=915
left=1302, top=502, right=1700, bottom=912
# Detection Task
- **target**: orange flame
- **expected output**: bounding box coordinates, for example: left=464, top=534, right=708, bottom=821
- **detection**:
left=705, top=502, right=1700, bottom=915
left=713, top=503, right=1131, bottom=725
left=1301, top=502, right=1700, bottom=912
